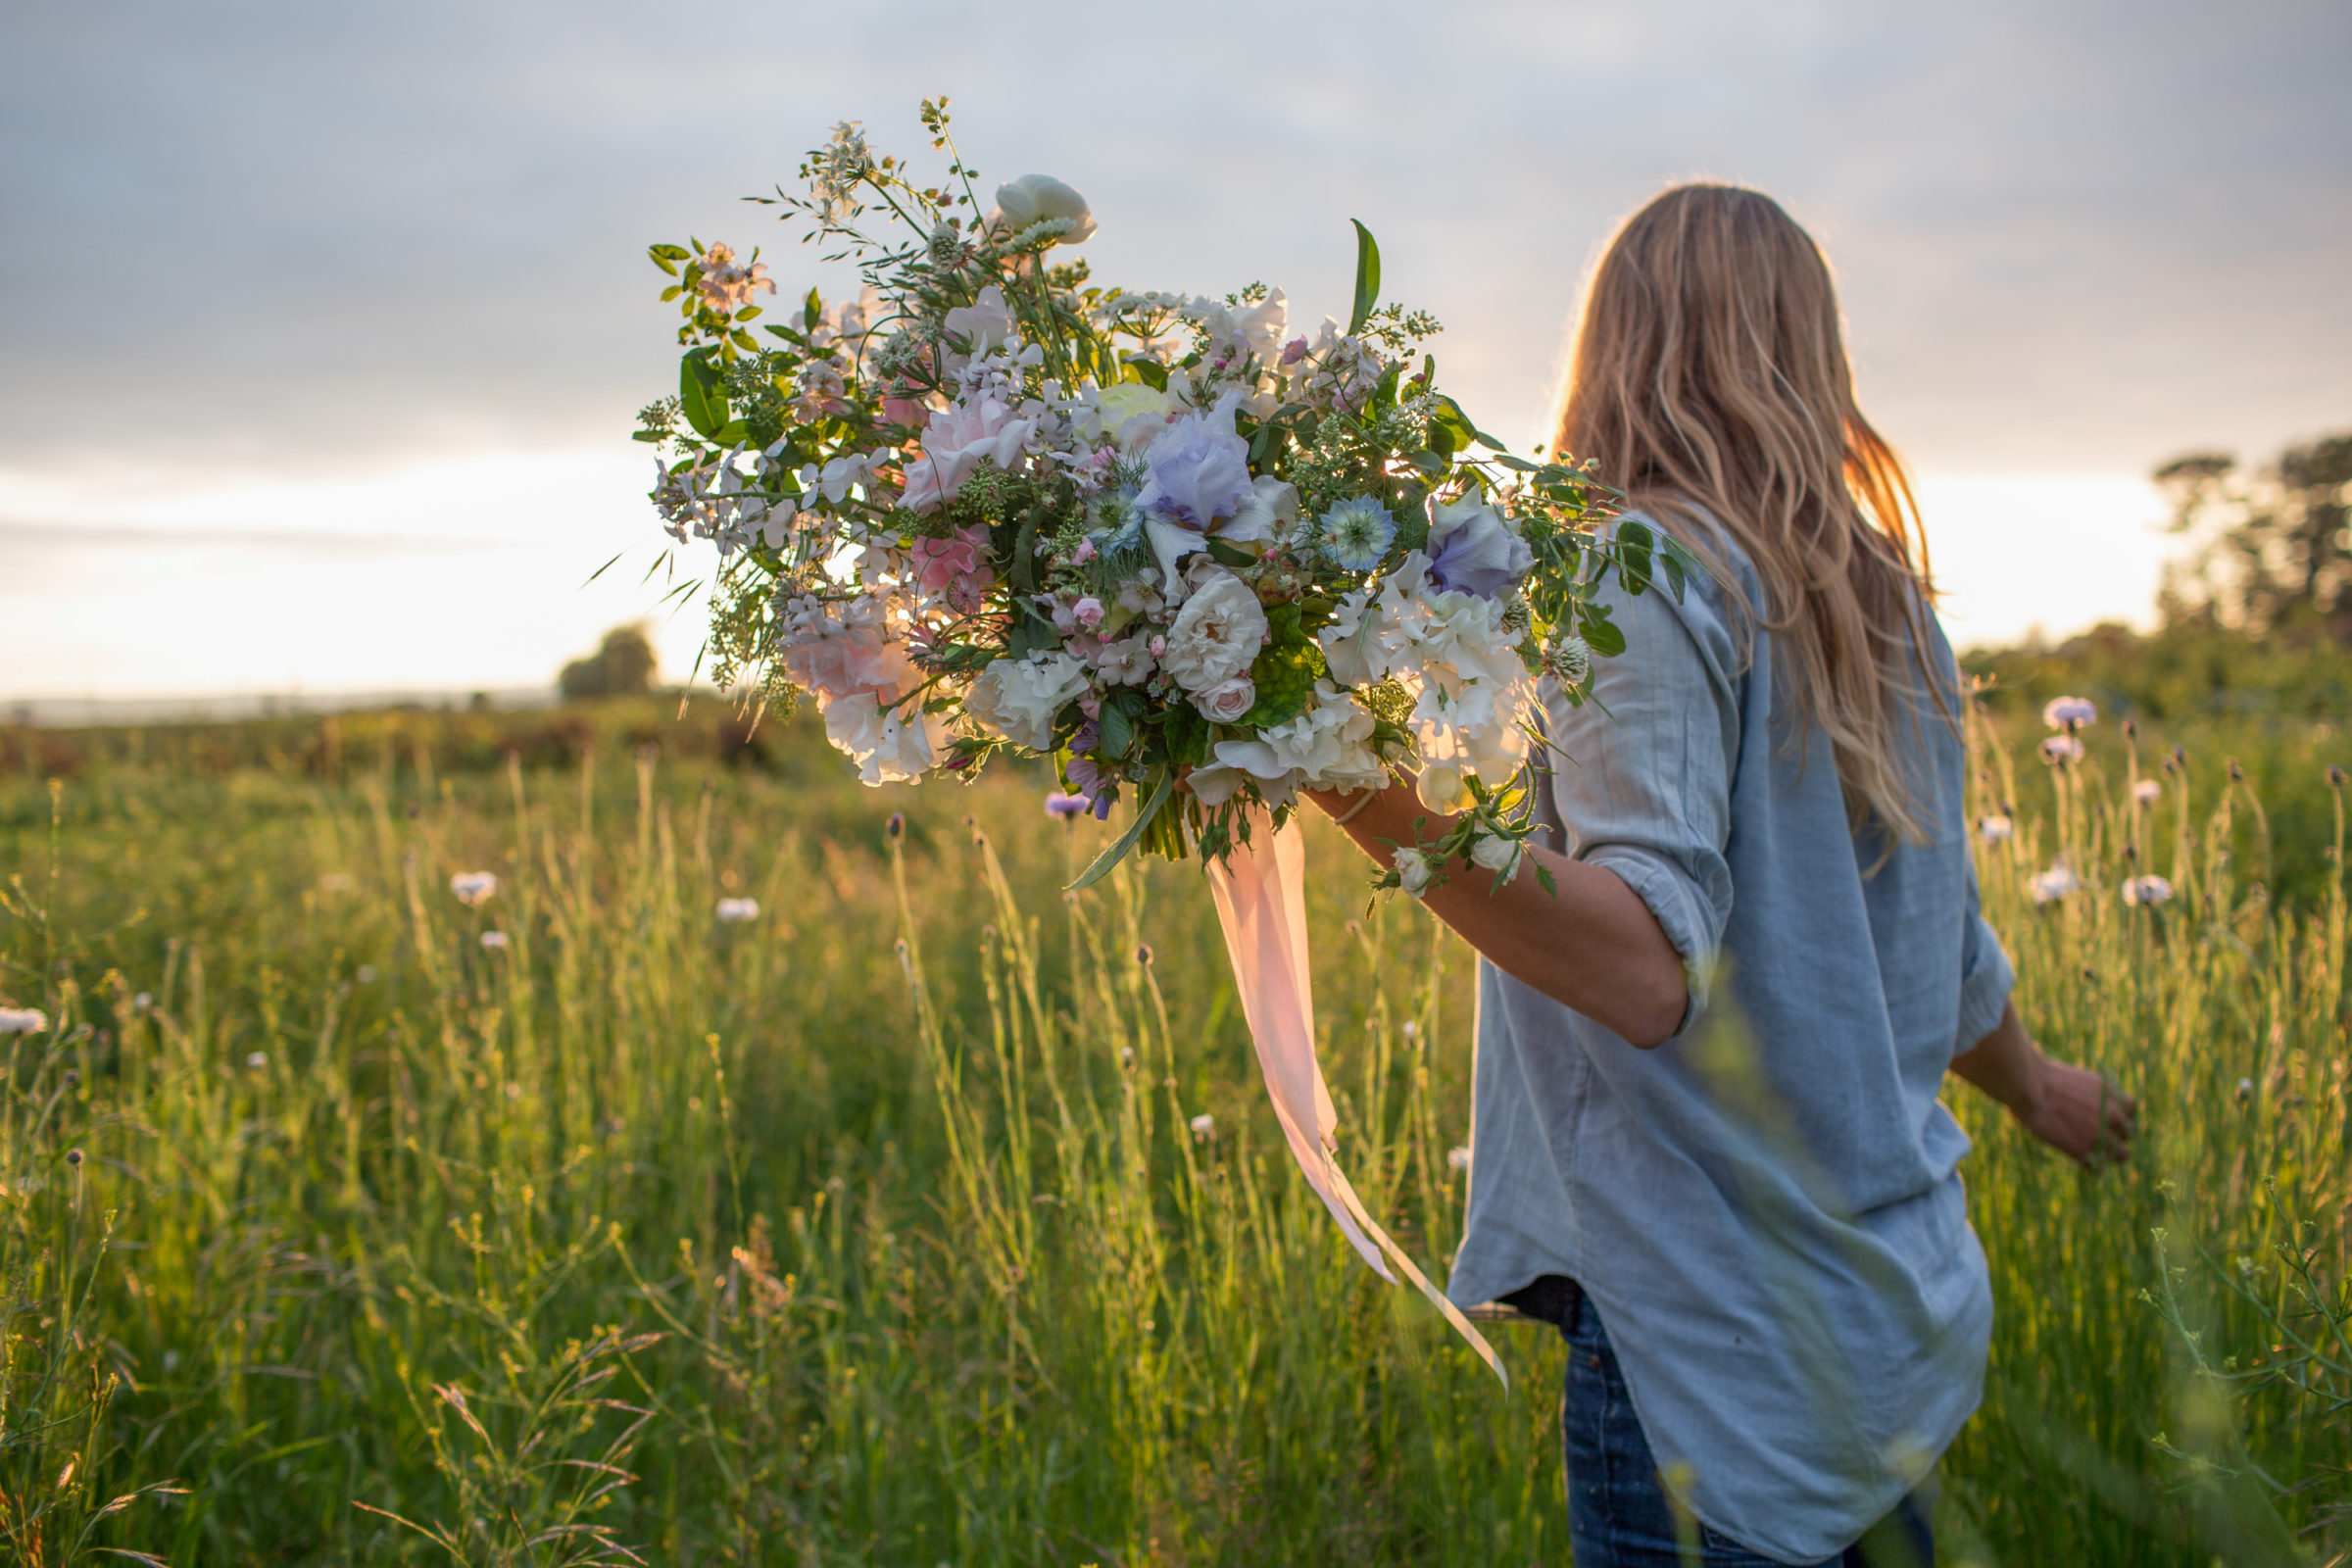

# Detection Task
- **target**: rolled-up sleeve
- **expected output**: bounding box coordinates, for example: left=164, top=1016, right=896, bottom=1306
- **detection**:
left=1544, top=574, right=1740, bottom=1034
left=1953, top=856, right=2016, bottom=1053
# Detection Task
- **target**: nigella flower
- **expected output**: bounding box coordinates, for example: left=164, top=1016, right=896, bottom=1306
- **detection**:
left=2122, top=875, right=2174, bottom=907
left=2042, top=695, right=2097, bottom=731
left=1318, top=497, right=1396, bottom=571
left=715, top=898, right=760, bottom=923
left=450, top=871, right=498, bottom=907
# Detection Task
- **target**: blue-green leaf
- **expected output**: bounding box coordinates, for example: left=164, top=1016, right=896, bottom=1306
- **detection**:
left=1067, top=769, right=1174, bottom=891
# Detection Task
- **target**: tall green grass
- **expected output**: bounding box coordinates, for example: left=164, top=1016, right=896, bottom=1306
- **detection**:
left=0, top=707, right=2343, bottom=1565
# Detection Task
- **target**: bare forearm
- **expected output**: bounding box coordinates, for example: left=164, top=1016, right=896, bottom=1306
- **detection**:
left=1308, top=785, right=1689, bottom=1047
left=1949, top=999, right=2044, bottom=1117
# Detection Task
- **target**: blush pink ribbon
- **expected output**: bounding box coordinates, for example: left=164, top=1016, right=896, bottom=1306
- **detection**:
left=1203, top=809, right=1506, bottom=1389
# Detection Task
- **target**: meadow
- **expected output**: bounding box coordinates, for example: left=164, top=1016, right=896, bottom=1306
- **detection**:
left=0, top=695, right=2345, bottom=1566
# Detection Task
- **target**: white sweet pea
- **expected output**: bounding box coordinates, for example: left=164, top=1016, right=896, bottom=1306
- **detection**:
left=966, top=651, right=1092, bottom=752
left=1198, top=681, right=1385, bottom=808
left=993, top=174, right=1096, bottom=245
left=822, top=692, right=950, bottom=784
left=943, top=284, right=1018, bottom=352
left=1226, top=475, right=1299, bottom=545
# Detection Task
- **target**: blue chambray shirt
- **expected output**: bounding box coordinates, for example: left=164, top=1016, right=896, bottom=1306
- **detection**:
left=1446, top=515, right=2012, bottom=1564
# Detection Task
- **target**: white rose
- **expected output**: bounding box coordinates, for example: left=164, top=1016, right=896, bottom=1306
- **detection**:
left=993, top=174, right=1096, bottom=245
left=1469, top=832, right=1524, bottom=879
left=1159, top=567, right=1267, bottom=693
left=1416, top=763, right=1470, bottom=812
left=966, top=652, right=1092, bottom=752
left=1192, top=674, right=1256, bottom=724
left=1393, top=847, right=1436, bottom=897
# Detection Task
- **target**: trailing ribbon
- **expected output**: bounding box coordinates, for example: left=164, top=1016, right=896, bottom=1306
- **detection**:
left=1201, top=809, right=1507, bottom=1389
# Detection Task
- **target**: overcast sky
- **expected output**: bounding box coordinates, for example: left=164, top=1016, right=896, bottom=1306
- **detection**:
left=4, top=0, right=2347, bottom=699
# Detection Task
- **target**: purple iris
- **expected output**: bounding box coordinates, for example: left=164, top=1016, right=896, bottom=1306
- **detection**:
left=1135, top=411, right=1251, bottom=530
left=1426, top=504, right=1534, bottom=599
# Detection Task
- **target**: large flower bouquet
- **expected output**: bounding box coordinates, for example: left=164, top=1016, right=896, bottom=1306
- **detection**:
left=637, top=100, right=1685, bottom=894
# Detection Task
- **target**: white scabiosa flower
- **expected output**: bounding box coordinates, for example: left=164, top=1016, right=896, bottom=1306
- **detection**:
left=0, top=1007, right=47, bottom=1035
left=1446, top=1145, right=1473, bottom=1173
left=450, top=871, right=498, bottom=907
left=1317, top=496, right=1397, bottom=571
left=715, top=897, right=760, bottom=923
left=2029, top=864, right=2080, bottom=906
left=1978, top=814, right=2014, bottom=844
left=2042, top=696, right=2097, bottom=730
left=2122, top=875, right=2174, bottom=907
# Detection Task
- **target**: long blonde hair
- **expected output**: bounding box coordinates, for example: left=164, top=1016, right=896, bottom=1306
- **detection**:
left=1554, top=183, right=1946, bottom=845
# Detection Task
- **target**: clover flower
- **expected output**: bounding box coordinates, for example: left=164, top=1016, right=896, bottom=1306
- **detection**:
left=1978, top=815, right=2014, bottom=844
left=450, top=871, right=498, bottom=907
left=1318, top=497, right=1396, bottom=571
left=2042, top=696, right=2097, bottom=731
left=1544, top=631, right=1593, bottom=691
left=0, top=1007, right=48, bottom=1035
left=2122, top=875, right=2174, bottom=907
left=2029, top=864, right=2080, bottom=905
left=715, top=898, right=760, bottom=923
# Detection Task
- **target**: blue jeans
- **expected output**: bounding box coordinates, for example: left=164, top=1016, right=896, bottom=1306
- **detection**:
left=1511, top=1277, right=1936, bottom=1568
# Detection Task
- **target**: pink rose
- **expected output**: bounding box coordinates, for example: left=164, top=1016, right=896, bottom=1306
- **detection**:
left=1192, top=674, right=1256, bottom=724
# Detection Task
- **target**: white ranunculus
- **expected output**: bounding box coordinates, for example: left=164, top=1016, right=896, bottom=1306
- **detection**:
left=993, top=174, right=1096, bottom=245
left=1159, top=567, right=1267, bottom=693
left=1192, top=673, right=1256, bottom=724
left=966, top=652, right=1092, bottom=752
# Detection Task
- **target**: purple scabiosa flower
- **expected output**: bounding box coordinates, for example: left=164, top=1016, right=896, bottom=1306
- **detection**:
left=1045, top=793, right=1090, bottom=820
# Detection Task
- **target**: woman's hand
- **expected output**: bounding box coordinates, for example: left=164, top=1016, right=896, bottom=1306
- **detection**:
left=2014, top=1057, right=2137, bottom=1169
left=1951, top=1000, right=2137, bottom=1169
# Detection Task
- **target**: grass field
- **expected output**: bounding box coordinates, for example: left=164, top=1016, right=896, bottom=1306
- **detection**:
left=0, top=697, right=2345, bottom=1566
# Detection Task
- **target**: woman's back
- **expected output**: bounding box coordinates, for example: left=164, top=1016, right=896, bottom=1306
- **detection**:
left=1447, top=516, right=2008, bottom=1561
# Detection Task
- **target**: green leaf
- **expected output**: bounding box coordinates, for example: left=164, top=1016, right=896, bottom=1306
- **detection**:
left=1098, top=694, right=1137, bottom=760
left=1473, top=428, right=1513, bottom=453
left=804, top=287, right=823, bottom=330
left=1126, top=357, right=1168, bottom=392
left=1491, top=454, right=1540, bottom=472
left=735, top=305, right=762, bottom=321
left=1616, top=519, right=1654, bottom=597
left=1067, top=769, right=1175, bottom=892
left=713, top=419, right=749, bottom=444
left=1203, top=537, right=1255, bottom=568
left=630, top=430, right=664, bottom=444
left=1348, top=220, right=1382, bottom=338
left=679, top=351, right=727, bottom=438
left=1578, top=604, right=1627, bottom=659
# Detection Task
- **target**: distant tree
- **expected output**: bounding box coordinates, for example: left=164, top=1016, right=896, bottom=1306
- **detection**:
left=2155, top=431, right=2352, bottom=642
left=560, top=624, right=660, bottom=701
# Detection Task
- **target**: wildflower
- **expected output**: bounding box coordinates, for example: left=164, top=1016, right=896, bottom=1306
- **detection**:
left=2122, top=875, right=2174, bottom=907
left=1318, top=496, right=1397, bottom=571
left=245, top=1052, right=268, bottom=1069
left=695, top=242, right=774, bottom=313
left=1189, top=1112, right=1215, bottom=1141
left=1446, top=1146, right=1473, bottom=1172
left=1469, top=832, right=1525, bottom=879
left=357, top=965, right=377, bottom=983
left=808, top=121, right=874, bottom=218
left=1978, top=814, right=2014, bottom=844
left=2039, top=735, right=2083, bottom=765
left=715, top=897, right=760, bottom=923
left=2029, top=864, right=2080, bottom=905
left=2236, top=1078, right=2256, bottom=1102
left=450, top=871, right=498, bottom=907
left=2133, top=779, right=2162, bottom=807
left=1135, top=944, right=1152, bottom=966
left=1045, top=793, right=1089, bottom=820
left=1544, top=631, right=1593, bottom=691
left=1393, top=846, right=1437, bottom=897
left=132, top=993, right=152, bottom=1011
left=2042, top=696, right=2097, bottom=731
left=0, top=1007, right=47, bottom=1035
left=480, top=931, right=510, bottom=951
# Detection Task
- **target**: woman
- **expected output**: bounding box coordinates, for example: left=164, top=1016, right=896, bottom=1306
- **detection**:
left=1308, top=185, right=2135, bottom=1566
